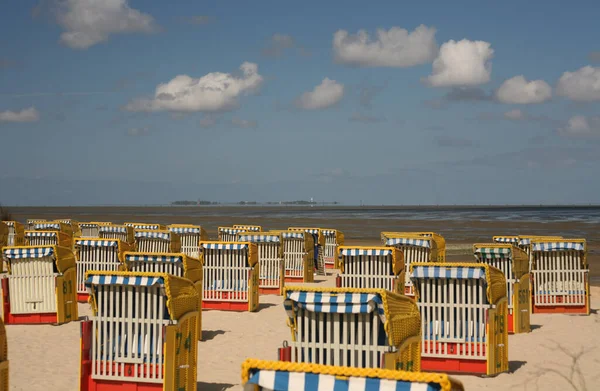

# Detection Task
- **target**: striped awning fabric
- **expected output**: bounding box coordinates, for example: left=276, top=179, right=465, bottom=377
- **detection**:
left=321, top=229, right=336, bottom=236
left=169, top=227, right=201, bottom=234
left=134, top=231, right=171, bottom=240
left=3, top=221, right=14, bottom=226
left=238, top=234, right=280, bottom=243
left=474, top=247, right=511, bottom=255
left=85, top=274, right=164, bottom=287
left=79, top=223, right=98, bottom=227
left=532, top=242, right=585, bottom=252
left=385, top=238, right=431, bottom=248
left=133, top=224, right=160, bottom=229
left=247, top=370, right=439, bottom=391
left=281, top=232, right=305, bottom=239
left=302, top=229, right=320, bottom=234
left=202, top=243, right=249, bottom=250
left=56, top=220, right=72, bottom=224
left=219, top=228, right=245, bottom=234
left=411, top=265, right=486, bottom=280
left=4, top=247, right=54, bottom=259
left=34, top=223, right=61, bottom=230
left=518, top=238, right=533, bottom=245
left=125, top=254, right=183, bottom=263
left=340, top=248, right=392, bottom=257
left=284, top=291, right=386, bottom=323
left=234, top=226, right=261, bottom=232
left=75, top=240, right=119, bottom=247
left=25, top=231, right=57, bottom=237
left=493, top=237, right=519, bottom=243
left=99, top=226, right=128, bottom=233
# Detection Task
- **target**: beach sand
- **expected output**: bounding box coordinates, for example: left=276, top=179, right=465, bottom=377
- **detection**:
left=5, top=277, right=598, bottom=390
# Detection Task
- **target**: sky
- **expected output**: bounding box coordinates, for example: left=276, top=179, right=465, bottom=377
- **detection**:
left=1, top=0, right=599, bottom=206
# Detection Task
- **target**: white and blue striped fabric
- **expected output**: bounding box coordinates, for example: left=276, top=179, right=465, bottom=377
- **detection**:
left=302, top=229, right=320, bottom=235
left=340, top=248, right=392, bottom=257
left=247, top=370, right=440, bottom=391
left=238, top=234, right=280, bottom=243
left=411, top=265, right=486, bottom=280
left=4, top=247, right=54, bottom=259
left=284, top=291, right=386, bottom=323
left=85, top=274, right=164, bottom=287
left=474, top=247, right=511, bottom=255
left=75, top=240, right=119, bottom=247
left=281, top=232, right=305, bottom=239
left=202, top=243, right=249, bottom=250
left=219, top=228, right=244, bottom=234
left=234, top=226, right=261, bottom=232
left=168, top=227, right=201, bottom=234
left=25, top=231, right=57, bottom=237
left=79, top=223, right=97, bottom=228
left=34, top=223, right=61, bottom=230
left=134, top=231, right=171, bottom=240
left=99, top=226, right=128, bottom=233
left=385, top=238, right=431, bottom=248
left=125, top=254, right=183, bottom=263
left=532, top=242, right=585, bottom=252
left=321, top=230, right=336, bottom=236
left=135, top=224, right=160, bottom=229
left=518, top=238, right=533, bottom=246
left=494, top=237, right=519, bottom=244
left=4, top=221, right=14, bottom=226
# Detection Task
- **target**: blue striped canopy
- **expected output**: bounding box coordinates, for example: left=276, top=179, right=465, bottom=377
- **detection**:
left=284, top=290, right=386, bottom=323
left=130, top=224, right=160, bottom=229
left=234, top=226, right=261, bottom=231
left=238, top=234, right=280, bottom=243
left=134, top=231, right=171, bottom=240
left=85, top=274, right=164, bottom=287
left=411, top=265, right=486, bottom=280
left=518, top=238, right=533, bottom=245
left=3, top=221, right=14, bottom=226
left=321, top=229, right=337, bottom=236
left=340, top=248, right=392, bottom=257
left=99, top=226, right=129, bottom=233
left=474, top=247, right=511, bottom=256
left=25, top=231, right=57, bottom=237
left=79, top=223, right=98, bottom=227
left=168, top=227, right=201, bottom=234
left=493, top=237, right=519, bottom=243
left=532, top=242, right=585, bottom=252
left=385, top=238, right=431, bottom=248
left=219, top=228, right=245, bottom=234
left=247, top=370, right=441, bottom=391
left=34, top=223, right=61, bottom=230
left=4, top=247, right=54, bottom=259
left=202, top=243, right=249, bottom=250
left=125, top=254, right=184, bottom=263
left=281, top=232, right=306, bottom=239
left=75, top=240, right=119, bottom=247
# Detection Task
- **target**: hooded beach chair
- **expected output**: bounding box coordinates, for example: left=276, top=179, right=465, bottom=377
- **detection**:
left=321, top=229, right=344, bottom=269
left=383, top=234, right=441, bottom=296
left=98, top=225, right=135, bottom=245
left=134, top=230, right=181, bottom=254
left=530, top=239, right=589, bottom=315
left=218, top=227, right=248, bottom=242
left=54, top=219, right=82, bottom=237
left=24, top=230, right=73, bottom=248
left=74, top=238, right=134, bottom=302
left=124, top=222, right=166, bottom=231
left=492, top=236, right=519, bottom=245
left=1, top=245, right=78, bottom=325
left=237, top=232, right=285, bottom=295
left=167, top=224, right=208, bottom=258
left=288, top=228, right=326, bottom=276
left=26, top=219, right=46, bottom=230
left=2, top=221, right=25, bottom=246
left=381, top=232, right=446, bottom=262
left=410, top=263, right=508, bottom=376
left=233, top=224, right=262, bottom=232
left=336, top=246, right=404, bottom=293
left=33, top=221, right=74, bottom=238
left=517, top=235, right=562, bottom=259
left=78, top=221, right=112, bottom=238
left=201, top=241, right=259, bottom=311
left=473, top=244, right=531, bottom=333
left=282, top=287, right=421, bottom=371
left=79, top=271, right=199, bottom=391
left=274, top=231, right=314, bottom=284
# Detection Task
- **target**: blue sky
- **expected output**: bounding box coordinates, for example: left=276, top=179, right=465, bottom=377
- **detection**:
left=1, top=0, right=599, bottom=206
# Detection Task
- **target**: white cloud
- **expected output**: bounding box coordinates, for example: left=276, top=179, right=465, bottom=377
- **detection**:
left=124, top=62, right=263, bottom=113
left=295, top=78, right=344, bottom=110
left=0, top=107, right=40, bottom=123
left=556, top=66, right=600, bottom=101
left=496, top=76, right=552, bottom=104
left=424, top=39, right=494, bottom=87
left=333, top=25, right=437, bottom=67
left=231, top=118, right=258, bottom=128
left=56, top=0, right=159, bottom=49
left=504, top=109, right=526, bottom=120
left=558, top=115, right=600, bottom=137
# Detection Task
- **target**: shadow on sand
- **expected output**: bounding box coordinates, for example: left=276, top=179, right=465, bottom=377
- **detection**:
left=201, top=329, right=227, bottom=341
left=197, top=382, right=236, bottom=391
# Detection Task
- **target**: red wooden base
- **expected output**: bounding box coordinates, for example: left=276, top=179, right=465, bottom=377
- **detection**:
left=4, top=312, right=58, bottom=325
left=202, top=300, right=249, bottom=311
left=284, top=277, right=304, bottom=284
left=259, top=287, right=281, bottom=295
left=82, top=378, right=162, bottom=391
left=532, top=304, right=588, bottom=314
left=508, top=313, right=514, bottom=334
left=324, top=262, right=335, bottom=269
left=421, top=356, right=487, bottom=375
left=78, top=292, right=90, bottom=303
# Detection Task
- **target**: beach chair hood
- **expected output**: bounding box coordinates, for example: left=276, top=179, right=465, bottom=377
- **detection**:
left=338, top=247, right=404, bottom=275
left=3, top=245, right=76, bottom=273
left=85, top=271, right=199, bottom=321
left=283, top=287, right=420, bottom=348
left=530, top=239, right=587, bottom=267
left=410, top=262, right=507, bottom=305
left=473, top=244, right=529, bottom=279
left=123, top=252, right=203, bottom=283
left=200, top=242, right=259, bottom=267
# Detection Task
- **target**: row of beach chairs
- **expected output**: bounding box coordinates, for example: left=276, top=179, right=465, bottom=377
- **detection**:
left=0, top=219, right=590, bottom=391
